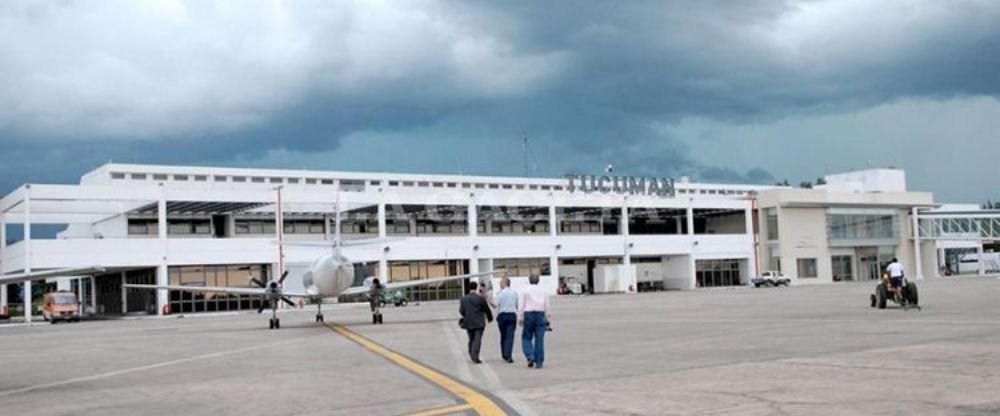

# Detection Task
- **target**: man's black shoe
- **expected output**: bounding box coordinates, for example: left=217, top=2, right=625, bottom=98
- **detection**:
left=528, top=360, right=535, bottom=368
left=472, top=359, right=483, bottom=364
left=505, top=358, right=514, bottom=363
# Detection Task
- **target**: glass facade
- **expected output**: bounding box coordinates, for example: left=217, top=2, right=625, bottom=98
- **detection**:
left=766, top=209, right=779, bottom=240
left=384, top=260, right=468, bottom=301
left=831, top=255, right=853, bottom=281
left=827, top=210, right=899, bottom=240
left=695, top=259, right=742, bottom=287
left=168, top=264, right=269, bottom=313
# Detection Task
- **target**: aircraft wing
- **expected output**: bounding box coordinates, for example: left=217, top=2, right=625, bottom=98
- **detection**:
left=340, top=271, right=497, bottom=296
left=123, top=284, right=312, bottom=298
left=0, top=266, right=106, bottom=286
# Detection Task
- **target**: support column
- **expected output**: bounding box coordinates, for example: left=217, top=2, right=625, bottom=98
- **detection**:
left=24, top=185, right=32, bottom=323
left=89, top=276, right=97, bottom=316
left=468, top=202, right=478, bottom=276
left=378, top=202, right=388, bottom=282
left=977, top=241, right=985, bottom=276
left=549, top=205, right=557, bottom=238
left=686, top=202, right=696, bottom=290
left=938, top=248, right=946, bottom=277
left=467, top=203, right=477, bottom=238
left=323, top=214, right=331, bottom=241
left=120, top=271, right=127, bottom=315
left=550, top=204, right=559, bottom=293
left=911, top=207, right=923, bottom=280
left=549, top=255, right=559, bottom=287
left=622, top=204, right=632, bottom=292
left=1, top=208, right=6, bottom=316
left=156, top=187, right=168, bottom=315
left=746, top=202, right=758, bottom=286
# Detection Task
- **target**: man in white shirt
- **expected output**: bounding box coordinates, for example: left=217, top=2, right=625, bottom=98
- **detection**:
left=886, top=258, right=904, bottom=299
left=518, top=274, right=551, bottom=369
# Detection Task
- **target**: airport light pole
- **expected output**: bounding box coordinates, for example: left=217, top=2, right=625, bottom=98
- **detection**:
left=23, top=185, right=32, bottom=323
left=275, top=186, right=285, bottom=280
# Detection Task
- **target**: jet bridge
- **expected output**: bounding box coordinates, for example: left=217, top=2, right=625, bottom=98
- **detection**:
left=914, top=210, right=1000, bottom=277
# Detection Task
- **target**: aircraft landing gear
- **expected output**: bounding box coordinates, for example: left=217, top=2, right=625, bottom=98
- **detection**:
left=369, top=296, right=384, bottom=325
left=268, top=302, right=280, bottom=330
left=315, top=301, right=324, bottom=323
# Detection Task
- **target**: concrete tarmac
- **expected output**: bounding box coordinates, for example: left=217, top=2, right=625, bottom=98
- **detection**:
left=1, top=277, right=998, bottom=415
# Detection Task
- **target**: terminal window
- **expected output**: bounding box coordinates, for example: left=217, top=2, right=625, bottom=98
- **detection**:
left=797, top=258, right=818, bottom=278
left=494, top=258, right=551, bottom=277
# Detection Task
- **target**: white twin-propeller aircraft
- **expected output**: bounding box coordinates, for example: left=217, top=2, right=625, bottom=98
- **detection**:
left=1, top=194, right=494, bottom=329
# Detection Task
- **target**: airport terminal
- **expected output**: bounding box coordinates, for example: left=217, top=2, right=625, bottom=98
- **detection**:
left=1, top=164, right=998, bottom=321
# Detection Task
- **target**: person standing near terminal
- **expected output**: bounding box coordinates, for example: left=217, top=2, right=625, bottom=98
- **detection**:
left=459, top=281, right=493, bottom=364
left=491, top=277, right=518, bottom=363
left=518, top=274, right=551, bottom=369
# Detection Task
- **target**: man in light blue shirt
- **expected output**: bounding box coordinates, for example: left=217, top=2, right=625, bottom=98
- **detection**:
left=491, top=277, right=519, bottom=363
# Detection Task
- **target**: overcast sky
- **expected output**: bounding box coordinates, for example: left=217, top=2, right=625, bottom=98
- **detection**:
left=1, top=0, right=998, bottom=202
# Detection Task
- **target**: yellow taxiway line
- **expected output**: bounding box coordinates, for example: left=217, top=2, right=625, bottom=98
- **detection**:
left=327, top=323, right=508, bottom=416
left=406, top=403, right=474, bottom=416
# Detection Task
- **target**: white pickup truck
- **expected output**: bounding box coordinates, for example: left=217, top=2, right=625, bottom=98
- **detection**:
left=752, top=271, right=791, bottom=287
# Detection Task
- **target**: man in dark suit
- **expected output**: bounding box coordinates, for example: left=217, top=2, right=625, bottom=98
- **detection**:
left=459, top=281, right=493, bottom=364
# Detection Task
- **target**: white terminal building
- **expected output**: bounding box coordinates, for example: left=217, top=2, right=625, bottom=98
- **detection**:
left=1, top=164, right=997, bottom=320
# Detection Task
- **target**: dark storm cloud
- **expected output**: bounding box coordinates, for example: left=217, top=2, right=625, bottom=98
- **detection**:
left=2, top=0, right=1000, bottom=195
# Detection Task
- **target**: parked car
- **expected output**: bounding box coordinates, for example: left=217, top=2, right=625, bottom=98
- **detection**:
left=752, top=271, right=791, bottom=288
left=41, top=291, right=82, bottom=323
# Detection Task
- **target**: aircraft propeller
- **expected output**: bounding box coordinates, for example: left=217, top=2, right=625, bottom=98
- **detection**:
left=253, top=270, right=296, bottom=314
